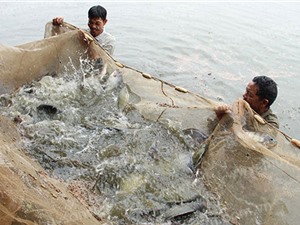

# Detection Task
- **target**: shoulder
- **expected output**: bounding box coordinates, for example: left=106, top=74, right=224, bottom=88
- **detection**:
left=96, top=31, right=115, bottom=43
left=262, top=109, right=279, bottom=129
left=95, top=31, right=116, bottom=55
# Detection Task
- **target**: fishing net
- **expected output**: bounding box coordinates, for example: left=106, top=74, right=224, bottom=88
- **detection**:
left=0, top=22, right=300, bottom=225
left=198, top=99, right=300, bottom=225
left=0, top=115, right=103, bottom=225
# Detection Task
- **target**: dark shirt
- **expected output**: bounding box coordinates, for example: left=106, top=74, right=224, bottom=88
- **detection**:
left=261, top=108, right=279, bottom=129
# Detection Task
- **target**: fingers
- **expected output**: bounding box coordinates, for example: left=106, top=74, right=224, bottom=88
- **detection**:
left=215, top=104, right=232, bottom=120
left=52, top=17, right=64, bottom=26
left=216, top=104, right=232, bottom=113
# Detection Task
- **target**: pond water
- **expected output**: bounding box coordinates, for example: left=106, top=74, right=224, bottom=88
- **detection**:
left=1, top=2, right=299, bottom=139
left=1, top=2, right=300, bottom=224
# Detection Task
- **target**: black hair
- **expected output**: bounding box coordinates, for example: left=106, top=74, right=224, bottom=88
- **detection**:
left=88, top=5, right=107, bottom=20
left=252, top=76, right=278, bottom=107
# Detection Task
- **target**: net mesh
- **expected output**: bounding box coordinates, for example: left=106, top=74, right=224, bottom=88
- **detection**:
left=0, top=22, right=300, bottom=225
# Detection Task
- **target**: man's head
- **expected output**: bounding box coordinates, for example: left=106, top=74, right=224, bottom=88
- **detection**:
left=243, top=76, right=277, bottom=115
left=88, top=5, right=108, bottom=37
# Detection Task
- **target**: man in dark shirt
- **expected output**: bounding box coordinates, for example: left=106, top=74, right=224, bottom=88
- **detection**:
left=216, top=76, right=279, bottom=128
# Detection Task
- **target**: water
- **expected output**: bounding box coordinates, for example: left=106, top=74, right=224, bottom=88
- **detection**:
left=0, top=60, right=229, bottom=224
left=1, top=2, right=299, bottom=139
left=1, top=2, right=300, bottom=224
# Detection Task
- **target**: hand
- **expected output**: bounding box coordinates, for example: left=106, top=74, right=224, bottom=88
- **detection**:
left=215, top=104, right=232, bottom=120
left=52, top=17, right=64, bottom=26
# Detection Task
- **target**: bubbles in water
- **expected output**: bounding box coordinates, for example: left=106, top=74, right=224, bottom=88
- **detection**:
left=0, top=60, right=229, bottom=225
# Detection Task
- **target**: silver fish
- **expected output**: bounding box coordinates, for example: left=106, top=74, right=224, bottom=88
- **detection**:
left=105, top=69, right=123, bottom=91
left=182, top=128, right=208, bottom=145
left=163, top=200, right=207, bottom=220
left=244, top=131, right=277, bottom=148
left=98, top=63, right=107, bottom=78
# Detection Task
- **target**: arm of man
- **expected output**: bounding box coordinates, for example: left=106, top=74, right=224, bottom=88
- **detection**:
left=262, top=110, right=279, bottom=129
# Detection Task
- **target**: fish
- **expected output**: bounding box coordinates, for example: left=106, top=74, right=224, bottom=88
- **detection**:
left=36, top=104, right=60, bottom=121
left=192, top=143, right=209, bottom=169
left=98, top=62, right=107, bottom=78
left=244, top=131, right=277, bottom=148
left=37, top=104, right=59, bottom=115
left=163, top=200, right=207, bottom=221
left=105, top=69, right=123, bottom=91
left=182, top=128, right=208, bottom=145
left=148, top=140, right=160, bottom=161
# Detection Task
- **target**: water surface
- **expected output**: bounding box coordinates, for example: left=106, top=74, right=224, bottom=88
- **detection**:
left=1, top=2, right=299, bottom=139
left=1, top=2, right=300, bottom=224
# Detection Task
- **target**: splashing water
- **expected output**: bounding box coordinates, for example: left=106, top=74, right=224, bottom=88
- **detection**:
left=0, top=60, right=231, bottom=225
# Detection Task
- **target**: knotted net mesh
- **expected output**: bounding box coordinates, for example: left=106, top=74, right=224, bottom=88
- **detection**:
left=0, top=22, right=300, bottom=225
